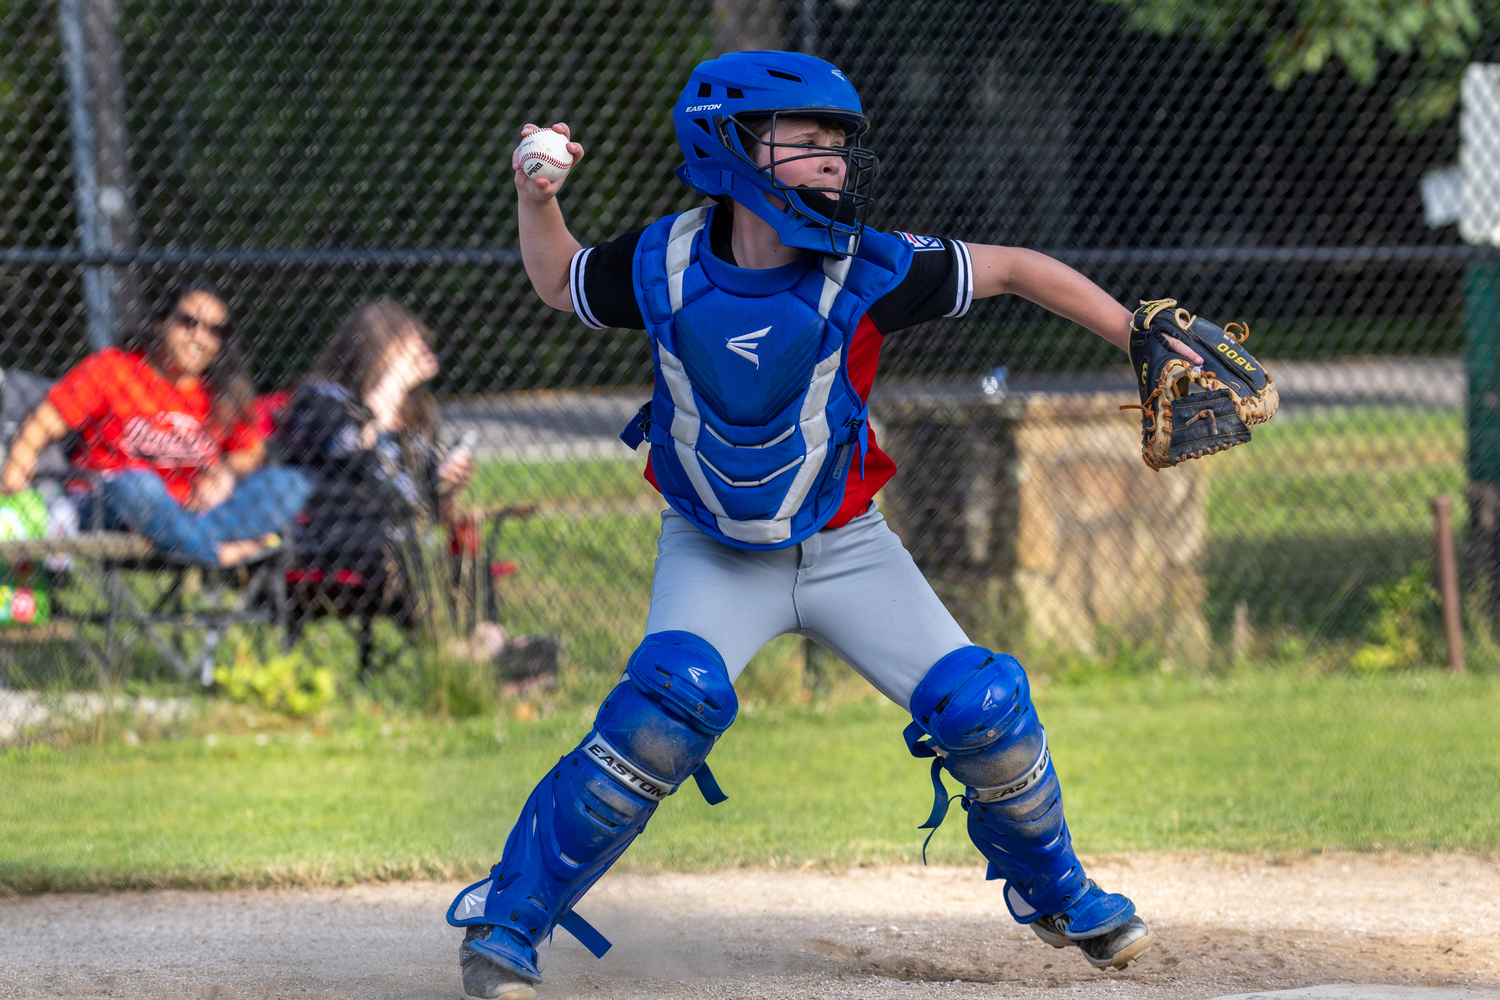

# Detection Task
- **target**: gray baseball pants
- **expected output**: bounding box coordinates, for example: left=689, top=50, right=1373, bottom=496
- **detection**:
left=643, top=503, right=973, bottom=710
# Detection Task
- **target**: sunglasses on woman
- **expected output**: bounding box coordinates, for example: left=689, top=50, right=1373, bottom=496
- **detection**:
left=171, top=311, right=228, bottom=339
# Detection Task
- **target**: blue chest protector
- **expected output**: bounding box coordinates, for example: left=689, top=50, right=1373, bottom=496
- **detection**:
left=621, top=206, right=912, bottom=550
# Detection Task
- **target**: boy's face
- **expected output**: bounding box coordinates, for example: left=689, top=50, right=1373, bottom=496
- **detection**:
left=755, top=117, right=848, bottom=200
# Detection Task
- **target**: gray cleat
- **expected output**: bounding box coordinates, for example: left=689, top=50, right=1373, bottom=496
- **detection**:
left=460, top=925, right=537, bottom=1000
left=1031, top=913, right=1152, bottom=970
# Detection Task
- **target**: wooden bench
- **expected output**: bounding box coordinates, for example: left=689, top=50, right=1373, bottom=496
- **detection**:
left=0, top=532, right=288, bottom=684
left=1, top=504, right=542, bottom=686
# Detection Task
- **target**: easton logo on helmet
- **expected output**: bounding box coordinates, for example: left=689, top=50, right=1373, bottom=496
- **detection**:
left=684, top=103, right=722, bottom=112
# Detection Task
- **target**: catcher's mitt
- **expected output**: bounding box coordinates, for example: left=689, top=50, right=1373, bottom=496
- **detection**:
left=1124, top=298, right=1278, bottom=470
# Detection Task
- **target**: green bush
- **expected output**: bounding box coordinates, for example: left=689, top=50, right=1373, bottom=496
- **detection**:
left=214, top=642, right=338, bottom=717
left=1350, top=563, right=1441, bottom=673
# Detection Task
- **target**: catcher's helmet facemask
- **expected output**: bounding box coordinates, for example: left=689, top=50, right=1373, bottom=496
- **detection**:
left=674, top=51, right=877, bottom=256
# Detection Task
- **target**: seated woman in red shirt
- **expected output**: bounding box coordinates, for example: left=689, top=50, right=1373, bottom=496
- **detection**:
left=0, top=282, right=310, bottom=566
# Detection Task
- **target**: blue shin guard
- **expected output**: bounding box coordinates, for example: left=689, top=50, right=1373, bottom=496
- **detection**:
left=905, top=646, right=1133, bottom=936
left=448, top=631, right=737, bottom=982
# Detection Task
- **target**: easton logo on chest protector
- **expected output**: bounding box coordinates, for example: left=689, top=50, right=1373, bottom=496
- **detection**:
left=622, top=205, right=913, bottom=551
left=726, top=326, right=770, bottom=366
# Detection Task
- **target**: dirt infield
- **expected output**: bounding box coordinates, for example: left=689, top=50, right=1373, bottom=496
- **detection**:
left=2, top=853, right=1497, bottom=1000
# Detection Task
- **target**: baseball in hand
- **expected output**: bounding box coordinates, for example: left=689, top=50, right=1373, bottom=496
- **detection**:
left=517, top=129, right=574, bottom=183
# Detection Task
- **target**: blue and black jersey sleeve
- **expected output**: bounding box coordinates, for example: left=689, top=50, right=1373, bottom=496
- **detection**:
left=876, top=233, right=973, bottom=332
left=567, top=224, right=973, bottom=335
left=570, top=228, right=648, bottom=330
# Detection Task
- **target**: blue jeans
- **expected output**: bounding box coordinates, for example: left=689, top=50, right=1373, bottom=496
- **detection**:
left=92, top=467, right=311, bottom=566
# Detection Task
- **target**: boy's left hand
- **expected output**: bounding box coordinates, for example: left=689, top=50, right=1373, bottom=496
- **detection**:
left=1125, top=298, right=1279, bottom=469
left=1159, top=333, right=1203, bottom=365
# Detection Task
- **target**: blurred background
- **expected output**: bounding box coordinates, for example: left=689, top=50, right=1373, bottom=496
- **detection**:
left=2, top=0, right=1499, bottom=721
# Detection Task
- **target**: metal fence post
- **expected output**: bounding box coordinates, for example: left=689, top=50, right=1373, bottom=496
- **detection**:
left=1466, top=260, right=1500, bottom=608
left=58, top=0, right=111, bottom=350
left=1432, top=495, right=1465, bottom=672
left=83, top=0, right=137, bottom=335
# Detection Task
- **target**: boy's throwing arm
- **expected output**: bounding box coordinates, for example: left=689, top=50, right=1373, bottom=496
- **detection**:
left=513, top=123, right=587, bottom=312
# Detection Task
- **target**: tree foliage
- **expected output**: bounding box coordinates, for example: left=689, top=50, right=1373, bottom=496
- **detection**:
left=1102, top=0, right=1481, bottom=127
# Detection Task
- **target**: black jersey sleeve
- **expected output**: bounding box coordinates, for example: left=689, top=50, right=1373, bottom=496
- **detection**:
left=569, top=228, right=647, bottom=330
left=866, top=235, right=974, bottom=334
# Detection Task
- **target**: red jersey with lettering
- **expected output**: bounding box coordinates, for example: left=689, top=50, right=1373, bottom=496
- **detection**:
left=47, top=348, right=260, bottom=503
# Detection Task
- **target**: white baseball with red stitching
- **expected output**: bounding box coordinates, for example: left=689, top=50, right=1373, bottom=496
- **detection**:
left=517, top=129, right=574, bottom=183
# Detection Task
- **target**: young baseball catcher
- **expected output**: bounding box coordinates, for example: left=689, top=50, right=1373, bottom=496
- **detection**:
left=448, top=50, right=1275, bottom=1000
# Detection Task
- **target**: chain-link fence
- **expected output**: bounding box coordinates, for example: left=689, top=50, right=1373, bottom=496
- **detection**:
left=2, top=0, right=1498, bottom=702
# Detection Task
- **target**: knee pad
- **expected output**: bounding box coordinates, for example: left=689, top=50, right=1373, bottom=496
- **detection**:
left=447, top=631, right=737, bottom=982
left=594, top=629, right=738, bottom=789
left=905, top=646, right=1087, bottom=921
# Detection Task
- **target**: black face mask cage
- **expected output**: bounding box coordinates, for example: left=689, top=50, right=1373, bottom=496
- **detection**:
left=717, top=108, right=878, bottom=238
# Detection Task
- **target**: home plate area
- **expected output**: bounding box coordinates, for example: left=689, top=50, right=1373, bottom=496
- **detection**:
left=1, top=854, right=1495, bottom=1000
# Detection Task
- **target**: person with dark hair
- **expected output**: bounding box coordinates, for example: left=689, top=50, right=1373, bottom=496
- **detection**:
left=274, top=298, right=474, bottom=617
left=0, top=282, right=309, bottom=566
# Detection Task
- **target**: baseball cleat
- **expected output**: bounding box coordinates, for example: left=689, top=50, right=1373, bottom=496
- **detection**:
left=461, top=925, right=537, bottom=1000
left=1028, top=880, right=1151, bottom=970
left=1032, top=914, right=1152, bottom=970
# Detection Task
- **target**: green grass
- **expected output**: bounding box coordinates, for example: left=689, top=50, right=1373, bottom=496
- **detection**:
left=1204, top=406, right=1466, bottom=638
left=4, top=670, right=1495, bottom=891
left=466, top=457, right=656, bottom=508
left=480, top=510, right=658, bottom=698
left=1209, top=407, right=1465, bottom=536
left=455, top=457, right=663, bottom=691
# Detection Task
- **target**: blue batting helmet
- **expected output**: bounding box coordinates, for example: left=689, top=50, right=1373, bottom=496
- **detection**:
left=672, top=51, right=876, bottom=256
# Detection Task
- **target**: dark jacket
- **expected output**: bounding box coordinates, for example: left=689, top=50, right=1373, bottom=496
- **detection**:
left=274, top=381, right=441, bottom=607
